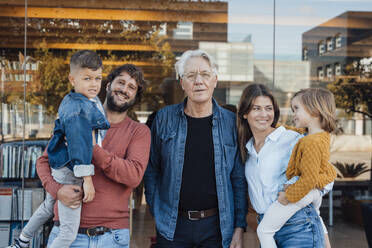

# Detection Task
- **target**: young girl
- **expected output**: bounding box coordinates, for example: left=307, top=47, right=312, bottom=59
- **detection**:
left=256, top=88, right=337, bottom=248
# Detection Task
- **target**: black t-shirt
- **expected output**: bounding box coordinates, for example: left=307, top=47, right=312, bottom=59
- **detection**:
left=178, top=114, right=218, bottom=211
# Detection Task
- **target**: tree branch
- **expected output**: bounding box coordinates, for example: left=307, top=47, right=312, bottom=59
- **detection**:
left=349, top=109, right=372, bottom=119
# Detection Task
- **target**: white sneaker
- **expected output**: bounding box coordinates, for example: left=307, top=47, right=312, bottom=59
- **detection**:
left=6, top=239, right=30, bottom=248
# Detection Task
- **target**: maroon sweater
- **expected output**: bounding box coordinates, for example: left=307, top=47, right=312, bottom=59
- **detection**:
left=36, top=116, right=151, bottom=229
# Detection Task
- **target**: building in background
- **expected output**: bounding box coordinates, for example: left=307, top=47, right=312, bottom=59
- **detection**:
left=302, top=11, right=372, bottom=135
left=199, top=41, right=253, bottom=105
left=199, top=41, right=310, bottom=107
left=302, top=11, right=372, bottom=87
left=253, top=60, right=310, bottom=106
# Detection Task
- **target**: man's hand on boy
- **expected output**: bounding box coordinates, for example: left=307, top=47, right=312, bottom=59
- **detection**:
left=57, top=184, right=83, bottom=208
left=83, top=176, right=95, bottom=203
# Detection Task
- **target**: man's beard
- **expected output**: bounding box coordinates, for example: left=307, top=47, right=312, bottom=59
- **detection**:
left=106, top=89, right=136, bottom=113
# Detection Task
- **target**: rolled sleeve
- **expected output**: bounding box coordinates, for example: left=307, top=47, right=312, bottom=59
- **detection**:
left=63, top=115, right=95, bottom=176
left=73, top=164, right=95, bottom=177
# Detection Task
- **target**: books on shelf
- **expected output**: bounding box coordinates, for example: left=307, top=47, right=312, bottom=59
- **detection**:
left=8, top=222, right=43, bottom=248
left=0, top=140, right=48, bottom=178
left=0, top=187, right=45, bottom=222
left=0, top=187, right=44, bottom=221
left=17, top=188, right=33, bottom=220
left=0, top=140, right=48, bottom=246
left=9, top=222, right=22, bottom=246
left=32, top=188, right=44, bottom=214
left=0, top=222, right=10, bottom=247
left=0, top=187, right=45, bottom=246
left=0, top=188, right=13, bottom=221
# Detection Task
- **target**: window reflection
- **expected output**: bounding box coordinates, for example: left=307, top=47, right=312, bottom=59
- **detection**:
left=0, top=0, right=370, bottom=164
left=0, top=1, right=371, bottom=246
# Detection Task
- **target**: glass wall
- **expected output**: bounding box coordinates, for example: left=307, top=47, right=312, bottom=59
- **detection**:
left=1, top=0, right=371, bottom=135
left=0, top=0, right=371, bottom=246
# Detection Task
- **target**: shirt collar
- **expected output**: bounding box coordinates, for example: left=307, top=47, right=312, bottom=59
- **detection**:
left=89, top=97, right=98, bottom=102
left=68, top=90, right=89, bottom=100
left=246, top=137, right=255, bottom=154
left=266, top=125, right=286, bottom=142
left=245, top=125, right=286, bottom=153
left=177, top=98, right=220, bottom=120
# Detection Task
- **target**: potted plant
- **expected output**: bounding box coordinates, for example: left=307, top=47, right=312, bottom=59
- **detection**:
left=333, top=162, right=370, bottom=180
left=333, top=162, right=372, bottom=226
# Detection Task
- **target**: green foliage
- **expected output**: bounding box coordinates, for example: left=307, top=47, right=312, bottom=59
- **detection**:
left=27, top=48, right=71, bottom=116
left=12, top=20, right=175, bottom=114
left=333, top=161, right=370, bottom=178
left=327, top=59, right=372, bottom=119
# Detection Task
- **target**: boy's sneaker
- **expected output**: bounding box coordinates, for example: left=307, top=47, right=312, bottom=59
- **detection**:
left=6, top=238, right=30, bottom=248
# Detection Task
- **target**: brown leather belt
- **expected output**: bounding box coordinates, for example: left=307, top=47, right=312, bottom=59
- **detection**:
left=178, top=208, right=218, bottom=220
left=54, top=221, right=111, bottom=236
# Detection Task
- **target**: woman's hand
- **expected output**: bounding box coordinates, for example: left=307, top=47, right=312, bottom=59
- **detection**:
left=229, top=227, right=244, bottom=248
left=278, top=191, right=289, bottom=205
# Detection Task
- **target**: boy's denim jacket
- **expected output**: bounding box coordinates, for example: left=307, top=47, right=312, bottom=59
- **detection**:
left=144, top=98, right=247, bottom=248
left=47, top=91, right=110, bottom=177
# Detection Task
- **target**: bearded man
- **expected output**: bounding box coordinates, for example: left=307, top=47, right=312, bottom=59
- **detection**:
left=36, top=64, right=151, bottom=248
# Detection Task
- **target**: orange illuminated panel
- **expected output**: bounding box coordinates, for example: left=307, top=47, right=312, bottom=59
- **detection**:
left=0, top=6, right=227, bottom=23
left=0, top=42, right=156, bottom=51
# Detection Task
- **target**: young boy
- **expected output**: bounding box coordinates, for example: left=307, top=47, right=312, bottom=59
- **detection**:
left=8, top=50, right=110, bottom=248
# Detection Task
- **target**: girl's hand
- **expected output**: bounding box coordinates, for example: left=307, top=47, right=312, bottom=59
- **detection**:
left=278, top=191, right=289, bottom=205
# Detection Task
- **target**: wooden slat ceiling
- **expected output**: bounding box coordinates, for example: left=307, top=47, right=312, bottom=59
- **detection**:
left=0, top=0, right=228, bottom=12
left=0, top=2, right=228, bottom=52
left=0, top=0, right=227, bottom=80
left=0, top=6, right=227, bottom=23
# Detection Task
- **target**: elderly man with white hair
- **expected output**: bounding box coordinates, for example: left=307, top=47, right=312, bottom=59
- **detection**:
left=144, top=50, right=247, bottom=248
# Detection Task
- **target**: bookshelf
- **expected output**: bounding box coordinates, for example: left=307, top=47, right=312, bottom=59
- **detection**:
left=0, top=139, right=49, bottom=247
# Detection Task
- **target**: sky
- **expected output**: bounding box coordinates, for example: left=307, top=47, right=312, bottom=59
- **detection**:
left=227, top=0, right=372, bottom=61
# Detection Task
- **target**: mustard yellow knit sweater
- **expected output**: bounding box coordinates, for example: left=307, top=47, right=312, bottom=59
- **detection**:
left=285, top=132, right=337, bottom=203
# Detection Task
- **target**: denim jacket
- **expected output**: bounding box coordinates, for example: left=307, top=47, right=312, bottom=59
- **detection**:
left=144, top=98, right=247, bottom=248
left=47, top=91, right=110, bottom=177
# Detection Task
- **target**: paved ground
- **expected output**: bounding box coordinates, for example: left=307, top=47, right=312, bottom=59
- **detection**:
left=130, top=205, right=369, bottom=248
left=131, top=151, right=372, bottom=247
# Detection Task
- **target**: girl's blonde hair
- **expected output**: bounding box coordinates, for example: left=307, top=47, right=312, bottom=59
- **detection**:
left=292, top=88, right=337, bottom=133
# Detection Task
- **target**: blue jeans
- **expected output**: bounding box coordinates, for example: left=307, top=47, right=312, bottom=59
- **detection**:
left=258, top=205, right=324, bottom=248
left=48, top=226, right=130, bottom=248
left=155, top=214, right=222, bottom=248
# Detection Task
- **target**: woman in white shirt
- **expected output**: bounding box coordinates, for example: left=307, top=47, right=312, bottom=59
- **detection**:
left=237, top=83, right=325, bottom=247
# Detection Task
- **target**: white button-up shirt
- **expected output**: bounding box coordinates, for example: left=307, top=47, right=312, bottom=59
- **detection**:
left=245, top=126, right=302, bottom=214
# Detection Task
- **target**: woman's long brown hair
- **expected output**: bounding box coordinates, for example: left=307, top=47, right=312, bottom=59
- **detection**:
left=237, top=84, right=280, bottom=162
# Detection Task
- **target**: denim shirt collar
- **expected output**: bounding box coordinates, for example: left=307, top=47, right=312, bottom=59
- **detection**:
left=177, top=97, right=221, bottom=121
left=68, top=90, right=90, bottom=101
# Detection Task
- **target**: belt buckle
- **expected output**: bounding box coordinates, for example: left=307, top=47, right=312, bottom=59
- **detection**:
left=187, top=210, right=200, bottom=220
left=86, top=227, right=96, bottom=237
left=87, top=227, right=107, bottom=237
